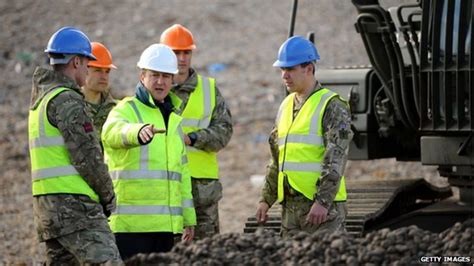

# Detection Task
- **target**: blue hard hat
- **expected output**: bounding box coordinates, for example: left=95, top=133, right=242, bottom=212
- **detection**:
left=273, top=35, right=320, bottom=67
left=44, top=27, right=96, bottom=60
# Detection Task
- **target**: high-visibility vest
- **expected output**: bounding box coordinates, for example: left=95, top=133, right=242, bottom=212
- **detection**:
left=102, top=94, right=196, bottom=233
left=29, top=87, right=99, bottom=202
left=178, top=75, right=218, bottom=178
left=276, top=88, right=347, bottom=202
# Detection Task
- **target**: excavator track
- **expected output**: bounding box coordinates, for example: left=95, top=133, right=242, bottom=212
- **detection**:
left=244, top=178, right=452, bottom=237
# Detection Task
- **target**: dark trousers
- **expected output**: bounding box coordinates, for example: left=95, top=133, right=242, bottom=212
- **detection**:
left=115, top=232, right=174, bottom=260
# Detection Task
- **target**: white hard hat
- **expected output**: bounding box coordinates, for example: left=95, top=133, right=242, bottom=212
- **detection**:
left=137, top=43, right=178, bottom=74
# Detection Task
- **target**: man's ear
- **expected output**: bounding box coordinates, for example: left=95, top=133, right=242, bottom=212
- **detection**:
left=72, top=56, right=80, bottom=69
left=307, top=63, right=315, bottom=75
left=139, top=70, right=146, bottom=83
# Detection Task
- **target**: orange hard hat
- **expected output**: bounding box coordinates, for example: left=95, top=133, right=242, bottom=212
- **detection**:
left=88, top=42, right=117, bottom=69
left=160, top=24, right=196, bottom=50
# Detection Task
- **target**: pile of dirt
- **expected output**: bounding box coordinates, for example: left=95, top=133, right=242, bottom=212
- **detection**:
left=125, top=219, right=473, bottom=265
left=0, top=0, right=446, bottom=264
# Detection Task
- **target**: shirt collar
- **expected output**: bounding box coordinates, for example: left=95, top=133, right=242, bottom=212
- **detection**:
left=172, top=68, right=198, bottom=93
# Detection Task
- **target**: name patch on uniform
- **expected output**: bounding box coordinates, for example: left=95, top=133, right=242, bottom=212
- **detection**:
left=83, top=122, right=94, bottom=133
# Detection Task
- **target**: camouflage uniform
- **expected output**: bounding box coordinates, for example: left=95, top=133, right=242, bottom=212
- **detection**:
left=172, top=68, right=232, bottom=239
left=84, top=91, right=117, bottom=142
left=260, top=82, right=353, bottom=238
left=30, top=67, right=122, bottom=264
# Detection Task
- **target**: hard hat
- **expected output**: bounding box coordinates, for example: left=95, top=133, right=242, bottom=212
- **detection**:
left=160, top=24, right=196, bottom=50
left=45, top=27, right=96, bottom=64
left=88, top=42, right=117, bottom=69
left=273, top=35, right=320, bottom=68
left=137, top=43, right=178, bottom=74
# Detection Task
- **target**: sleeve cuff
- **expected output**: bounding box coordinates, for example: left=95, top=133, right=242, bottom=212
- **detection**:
left=259, top=197, right=274, bottom=207
left=137, top=124, right=151, bottom=145
left=314, top=194, right=332, bottom=209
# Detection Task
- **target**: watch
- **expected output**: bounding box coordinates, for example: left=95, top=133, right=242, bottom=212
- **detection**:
left=188, top=132, right=198, bottom=146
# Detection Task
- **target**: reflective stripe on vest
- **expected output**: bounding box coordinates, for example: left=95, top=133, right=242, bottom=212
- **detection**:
left=106, top=98, right=194, bottom=233
left=109, top=170, right=182, bottom=181
left=180, top=75, right=219, bottom=178
left=29, top=136, right=64, bottom=148
left=182, top=199, right=194, bottom=208
left=277, top=88, right=347, bottom=202
left=115, top=205, right=183, bottom=215
left=279, top=162, right=322, bottom=172
left=277, top=134, right=323, bottom=147
left=29, top=87, right=99, bottom=202
left=32, top=166, right=79, bottom=180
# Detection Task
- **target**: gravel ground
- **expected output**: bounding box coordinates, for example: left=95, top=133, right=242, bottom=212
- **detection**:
left=125, top=219, right=473, bottom=265
left=0, top=0, right=454, bottom=264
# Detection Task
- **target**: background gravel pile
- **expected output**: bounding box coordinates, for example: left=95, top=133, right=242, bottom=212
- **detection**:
left=0, top=0, right=462, bottom=264
left=125, top=219, right=473, bottom=265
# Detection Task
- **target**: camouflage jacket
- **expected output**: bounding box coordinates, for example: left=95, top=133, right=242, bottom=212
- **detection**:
left=30, top=67, right=115, bottom=241
left=171, top=68, right=233, bottom=152
left=260, top=82, right=353, bottom=209
left=84, top=91, right=116, bottom=140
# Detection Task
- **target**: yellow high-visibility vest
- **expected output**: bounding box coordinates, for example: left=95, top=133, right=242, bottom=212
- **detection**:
left=102, top=94, right=196, bottom=233
left=29, top=87, right=99, bottom=202
left=179, top=75, right=218, bottom=178
left=276, top=88, right=347, bottom=202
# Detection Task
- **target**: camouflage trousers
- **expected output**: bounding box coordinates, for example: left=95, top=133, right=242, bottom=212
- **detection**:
left=280, top=194, right=347, bottom=239
left=45, top=228, right=122, bottom=265
left=191, top=178, right=223, bottom=240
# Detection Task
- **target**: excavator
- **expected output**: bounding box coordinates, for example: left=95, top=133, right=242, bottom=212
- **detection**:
left=245, top=0, right=473, bottom=237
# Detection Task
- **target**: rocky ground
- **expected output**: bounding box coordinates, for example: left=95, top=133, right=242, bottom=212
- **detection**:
left=0, top=0, right=462, bottom=264
left=126, top=219, right=473, bottom=265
